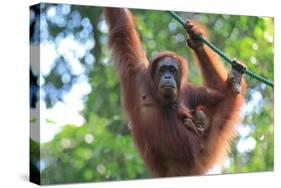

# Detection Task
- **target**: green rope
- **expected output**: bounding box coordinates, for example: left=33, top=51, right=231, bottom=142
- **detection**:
left=168, top=11, right=274, bottom=88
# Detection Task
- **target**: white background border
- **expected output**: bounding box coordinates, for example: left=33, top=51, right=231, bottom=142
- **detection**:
left=0, top=0, right=279, bottom=187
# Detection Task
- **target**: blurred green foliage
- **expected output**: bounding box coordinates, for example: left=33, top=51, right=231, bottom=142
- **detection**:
left=30, top=4, right=274, bottom=184
left=41, top=114, right=149, bottom=183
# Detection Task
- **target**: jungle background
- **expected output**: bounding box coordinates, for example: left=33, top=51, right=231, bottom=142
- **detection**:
left=29, top=3, right=274, bottom=185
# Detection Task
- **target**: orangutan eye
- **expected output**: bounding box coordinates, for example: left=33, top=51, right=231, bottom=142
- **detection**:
left=170, top=67, right=177, bottom=74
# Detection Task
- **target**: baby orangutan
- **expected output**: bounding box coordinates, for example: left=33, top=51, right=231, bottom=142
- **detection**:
left=179, top=67, right=245, bottom=137
left=178, top=105, right=206, bottom=136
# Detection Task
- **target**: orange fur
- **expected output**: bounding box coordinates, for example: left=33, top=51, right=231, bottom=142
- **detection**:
left=104, top=8, right=246, bottom=176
